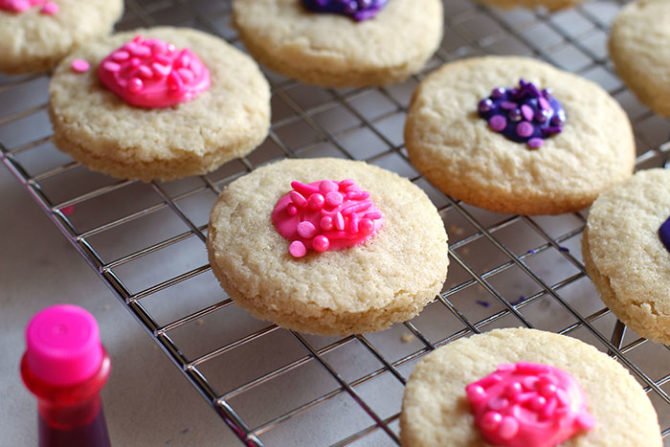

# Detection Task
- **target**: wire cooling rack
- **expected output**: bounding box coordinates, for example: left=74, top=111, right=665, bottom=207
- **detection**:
left=2, top=0, right=670, bottom=445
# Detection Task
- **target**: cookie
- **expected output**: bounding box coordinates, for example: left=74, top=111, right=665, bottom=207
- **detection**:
left=610, top=0, right=670, bottom=116
left=474, top=0, right=582, bottom=11
left=232, top=0, right=443, bottom=88
left=207, top=158, right=449, bottom=336
left=48, top=27, right=271, bottom=182
left=583, top=168, right=670, bottom=345
left=0, top=0, right=123, bottom=74
left=404, top=56, right=635, bottom=215
left=401, top=328, right=662, bottom=447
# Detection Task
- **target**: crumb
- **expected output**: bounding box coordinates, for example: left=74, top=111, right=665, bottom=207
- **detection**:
left=401, top=333, right=416, bottom=343
left=196, top=318, right=205, bottom=326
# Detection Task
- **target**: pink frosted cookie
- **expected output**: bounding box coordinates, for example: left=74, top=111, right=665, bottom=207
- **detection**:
left=401, top=328, right=662, bottom=446
left=207, top=158, right=449, bottom=336
left=48, top=27, right=271, bottom=181
left=0, top=0, right=123, bottom=74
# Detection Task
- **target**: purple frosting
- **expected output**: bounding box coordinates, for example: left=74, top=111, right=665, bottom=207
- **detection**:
left=478, top=79, right=566, bottom=149
left=659, top=215, right=670, bottom=252
left=302, top=0, right=388, bottom=21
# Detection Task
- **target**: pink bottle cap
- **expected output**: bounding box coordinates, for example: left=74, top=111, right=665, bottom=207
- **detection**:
left=25, top=305, right=104, bottom=386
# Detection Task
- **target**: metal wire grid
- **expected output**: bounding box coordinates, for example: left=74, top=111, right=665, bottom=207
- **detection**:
left=2, top=0, right=670, bottom=445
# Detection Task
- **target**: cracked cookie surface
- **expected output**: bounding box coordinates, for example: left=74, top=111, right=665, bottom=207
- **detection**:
left=206, top=158, right=449, bottom=336
left=49, top=27, right=270, bottom=182
left=583, top=168, right=670, bottom=344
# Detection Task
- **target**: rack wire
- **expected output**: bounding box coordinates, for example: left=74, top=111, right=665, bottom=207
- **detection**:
left=2, top=0, right=670, bottom=445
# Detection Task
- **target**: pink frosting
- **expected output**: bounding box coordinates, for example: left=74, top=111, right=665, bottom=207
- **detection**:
left=97, top=35, right=210, bottom=109
left=0, top=0, right=44, bottom=12
left=465, top=362, right=595, bottom=447
left=271, top=179, right=383, bottom=258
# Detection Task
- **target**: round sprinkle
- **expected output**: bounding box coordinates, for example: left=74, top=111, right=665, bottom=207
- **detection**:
left=128, top=78, right=143, bottom=93
left=488, top=115, right=507, bottom=132
left=516, top=121, right=534, bottom=138
left=325, top=191, right=343, bottom=207
left=319, top=180, right=338, bottom=193
left=320, top=216, right=333, bottom=231
left=40, top=1, right=59, bottom=15
left=70, top=59, right=90, bottom=73
left=308, top=193, right=325, bottom=210
left=297, top=221, right=317, bottom=239
left=500, top=101, right=517, bottom=110
left=289, top=241, right=307, bottom=258
left=490, top=87, right=506, bottom=99
left=478, top=98, right=494, bottom=113
left=481, top=412, right=502, bottom=431
left=287, top=205, right=298, bottom=216
left=312, top=235, right=330, bottom=252
left=359, top=218, right=374, bottom=235
left=508, top=109, right=522, bottom=122
left=528, top=138, right=544, bottom=149
left=498, top=416, right=519, bottom=440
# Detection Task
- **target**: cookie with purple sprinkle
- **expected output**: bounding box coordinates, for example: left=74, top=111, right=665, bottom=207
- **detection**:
left=232, top=0, right=443, bottom=87
left=583, top=168, right=670, bottom=345
left=405, top=56, right=635, bottom=215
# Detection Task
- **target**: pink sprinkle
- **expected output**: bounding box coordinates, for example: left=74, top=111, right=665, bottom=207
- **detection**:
left=325, top=191, right=343, bottom=208
left=96, top=35, right=211, bottom=108
left=312, top=235, right=330, bottom=252
left=60, top=205, right=75, bottom=216
left=70, top=59, right=90, bottom=73
left=289, top=241, right=307, bottom=258
left=271, top=179, right=384, bottom=259
left=334, top=212, right=345, bottom=231
left=291, top=180, right=319, bottom=196
left=465, top=362, right=595, bottom=447
left=289, top=191, right=307, bottom=208
left=103, top=61, right=121, bottom=73
left=297, top=221, right=317, bottom=239
left=39, top=1, right=58, bottom=14
left=127, top=77, right=143, bottom=93
left=112, top=50, right=130, bottom=62
left=498, top=417, right=519, bottom=440
left=320, top=216, right=333, bottom=231
left=319, top=180, right=338, bottom=193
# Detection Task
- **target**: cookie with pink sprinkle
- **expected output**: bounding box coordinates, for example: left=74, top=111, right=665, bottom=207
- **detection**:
left=207, top=158, right=449, bottom=336
left=48, top=27, right=271, bottom=181
left=401, top=328, right=662, bottom=447
left=0, top=0, right=123, bottom=74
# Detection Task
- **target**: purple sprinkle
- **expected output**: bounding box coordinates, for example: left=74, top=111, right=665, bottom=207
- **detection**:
left=477, top=79, right=566, bottom=149
left=516, top=121, right=534, bottom=138
left=658, top=215, right=670, bottom=252
left=527, top=248, right=539, bottom=255
left=476, top=300, right=491, bottom=308
left=302, top=0, right=387, bottom=21
left=521, top=104, right=534, bottom=121
left=488, top=115, right=507, bottom=132
left=508, top=108, right=522, bottom=122
left=490, top=87, right=506, bottom=99
left=558, top=246, right=570, bottom=253
left=539, top=97, right=551, bottom=111
left=478, top=98, right=494, bottom=113
left=528, top=138, right=544, bottom=149
left=511, top=296, right=527, bottom=306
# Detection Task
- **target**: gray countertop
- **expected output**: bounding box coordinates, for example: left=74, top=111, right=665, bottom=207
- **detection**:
left=0, top=166, right=236, bottom=446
